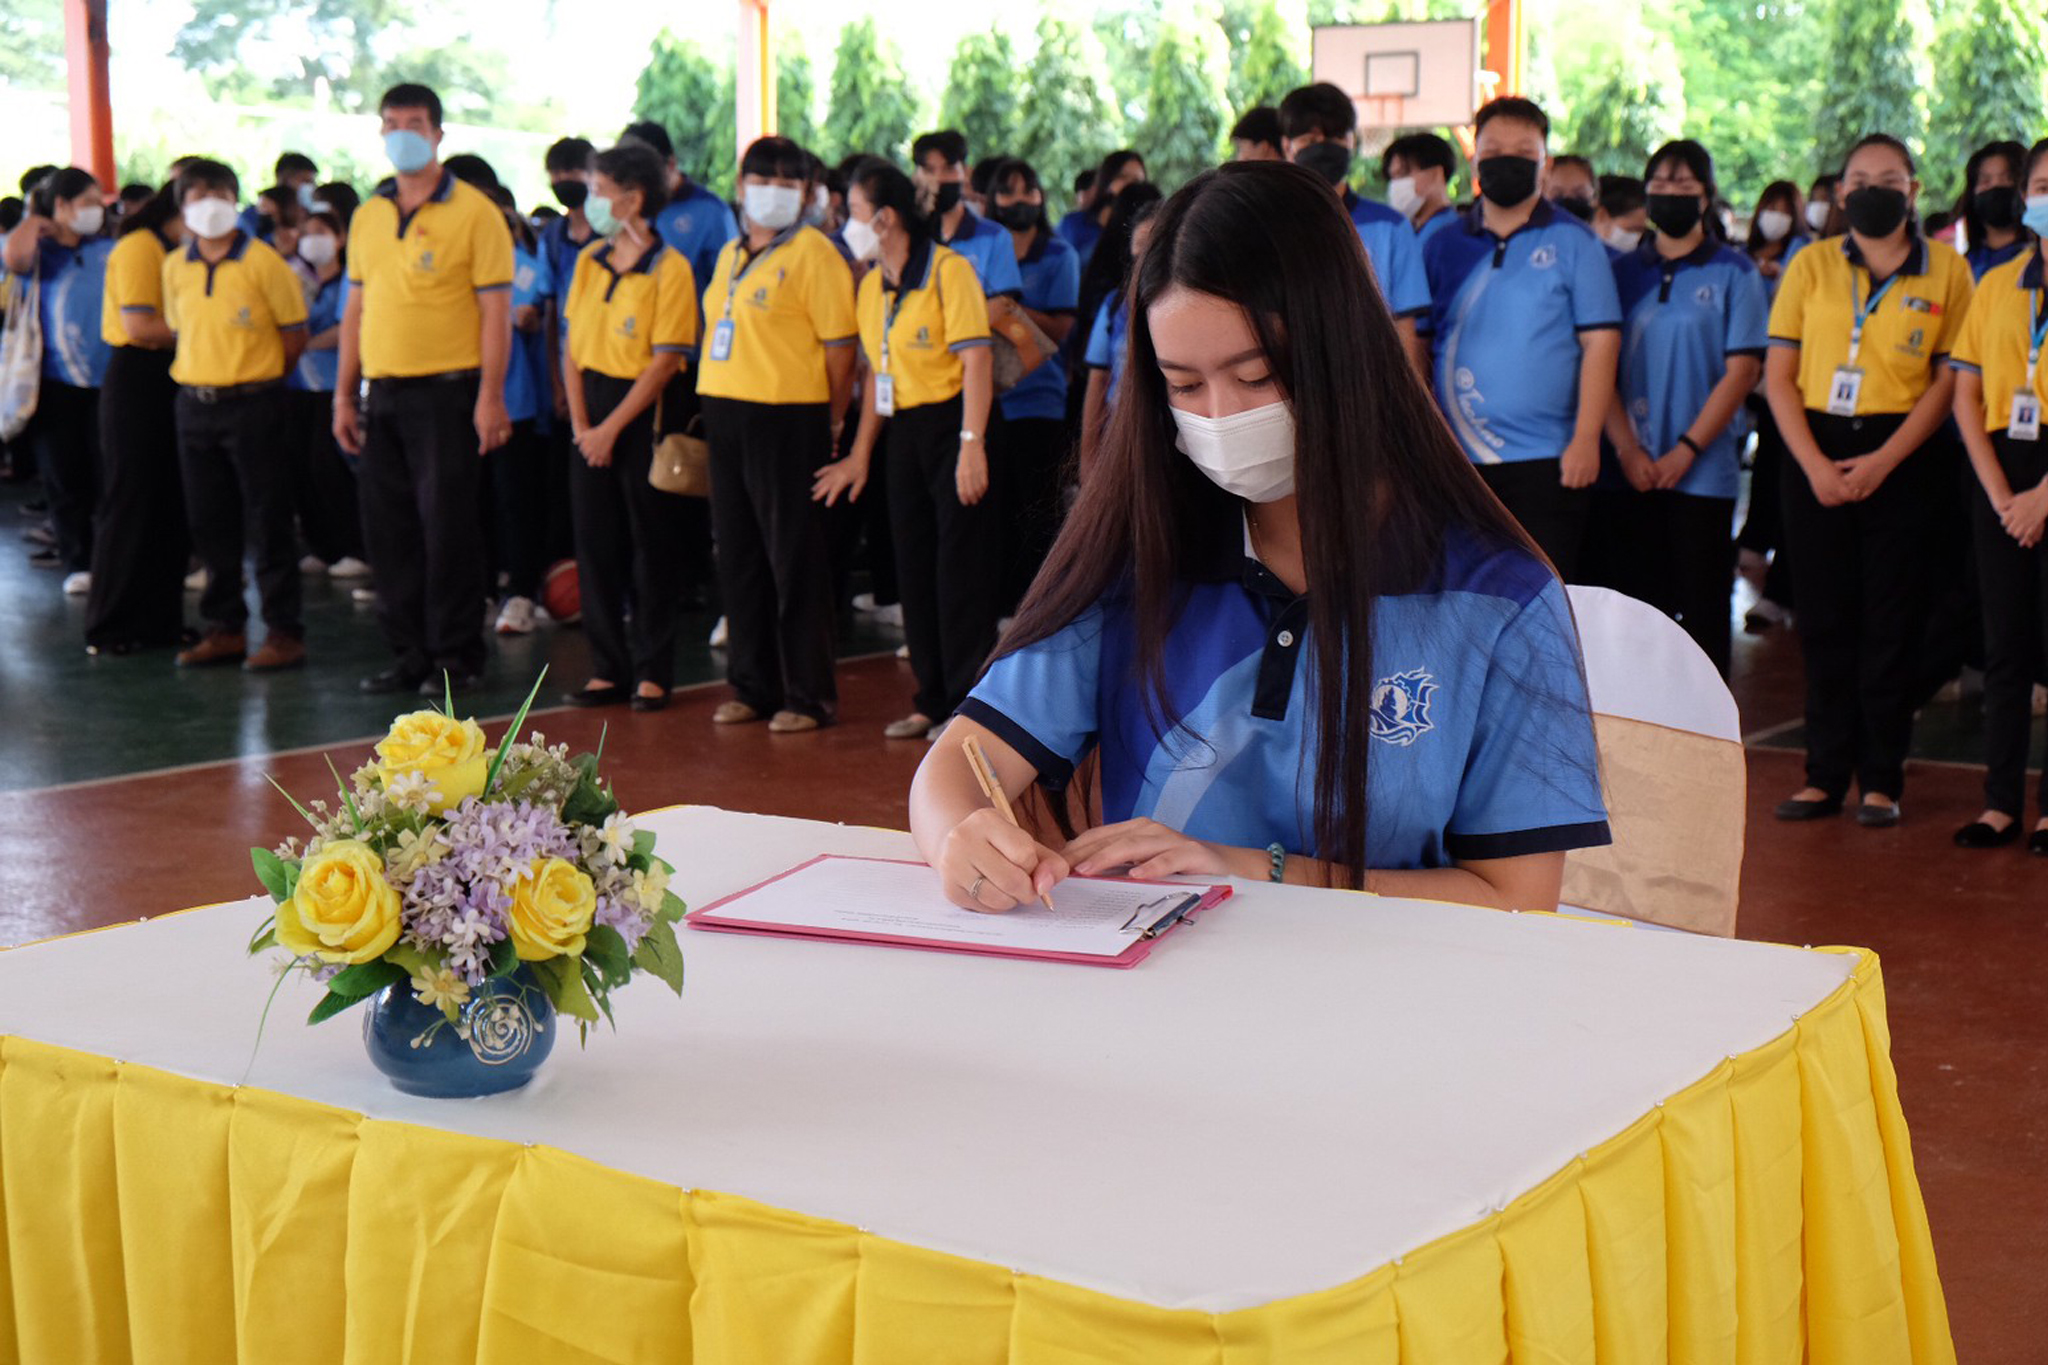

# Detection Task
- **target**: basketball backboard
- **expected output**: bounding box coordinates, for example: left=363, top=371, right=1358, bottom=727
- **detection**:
left=1310, top=20, right=1483, bottom=131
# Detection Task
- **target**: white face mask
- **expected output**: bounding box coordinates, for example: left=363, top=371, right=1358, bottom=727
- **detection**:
left=182, top=198, right=239, bottom=240
left=298, top=233, right=338, bottom=266
left=744, top=183, right=803, bottom=231
left=842, top=212, right=880, bottom=262
left=1754, top=209, right=1793, bottom=242
left=1804, top=200, right=1832, bottom=232
left=1385, top=175, right=1422, bottom=218
left=67, top=204, right=105, bottom=237
left=1601, top=226, right=1643, bottom=252
left=1171, top=400, right=1296, bottom=504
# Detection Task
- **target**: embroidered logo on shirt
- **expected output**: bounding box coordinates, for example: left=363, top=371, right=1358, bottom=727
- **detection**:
left=415, top=249, right=436, bottom=273
left=1528, top=245, right=1558, bottom=270
left=1369, top=670, right=1438, bottom=746
left=1694, top=284, right=1716, bottom=305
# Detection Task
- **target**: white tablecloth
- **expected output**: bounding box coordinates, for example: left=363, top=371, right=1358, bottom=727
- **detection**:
left=0, top=806, right=1852, bottom=1313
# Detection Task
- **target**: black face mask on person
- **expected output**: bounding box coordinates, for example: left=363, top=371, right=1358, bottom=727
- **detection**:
left=1555, top=193, right=1594, bottom=222
left=1843, top=186, right=1911, bottom=237
left=931, top=181, right=963, bottom=214
left=552, top=179, right=588, bottom=210
left=990, top=200, right=1038, bottom=233
left=1292, top=140, right=1353, bottom=189
left=1973, top=185, right=2020, bottom=231
left=1646, top=193, right=1704, bottom=238
left=1477, top=155, right=1540, bottom=208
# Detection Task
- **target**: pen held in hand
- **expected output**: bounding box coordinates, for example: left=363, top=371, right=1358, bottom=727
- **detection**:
left=960, top=735, right=1057, bottom=911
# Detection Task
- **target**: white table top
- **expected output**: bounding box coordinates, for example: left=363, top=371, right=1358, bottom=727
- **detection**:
left=0, top=806, right=1853, bottom=1312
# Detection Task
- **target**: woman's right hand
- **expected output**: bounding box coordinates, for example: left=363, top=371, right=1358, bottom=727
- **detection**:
left=1802, top=455, right=1858, bottom=507
left=935, top=808, right=1070, bottom=913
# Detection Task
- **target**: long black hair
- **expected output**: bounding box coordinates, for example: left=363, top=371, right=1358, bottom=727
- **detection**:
left=995, top=162, right=1547, bottom=886
left=1076, top=181, right=1164, bottom=351
left=1957, top=139, right=2027, bottom=247
left=117, top=182, right=181, bottom=239
left=848, top=159, right=931, bottom=250
left=29, top=167, right=98, bottom=220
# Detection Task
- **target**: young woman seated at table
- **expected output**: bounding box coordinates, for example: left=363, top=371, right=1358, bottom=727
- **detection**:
left=909, top=162, right=1611, bottom=915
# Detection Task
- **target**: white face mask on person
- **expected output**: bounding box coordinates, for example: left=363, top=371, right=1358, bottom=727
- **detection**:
left=66, top=205, right=105, bottom=237
left=842, top=213, right=880, bottom=261
left=1385, top=175, right=1422, bottom=218
left=1754, top=209, right=1794, bottom=242
left=1171, top=400, right=1297, bottom=504
left=298, top=233, right=338, bottom=266
left=182, top=198, right=239, bottom=240
left=743, top=183, right=803, bottom=231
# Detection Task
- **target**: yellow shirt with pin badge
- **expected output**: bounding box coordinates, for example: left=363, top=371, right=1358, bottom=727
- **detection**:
left=160, top=232, right=308, bottom=387
left=564, top=239, right=699, bottom=382
left=347, top=170, right=515, bottom=380
left=1950, top=246, right=2045, bottom=436
left=855, top=241, right=991, bottom=412
left=695, top=224, right=856, bottom=405
left=1767, top=232, right=1973, bottom=415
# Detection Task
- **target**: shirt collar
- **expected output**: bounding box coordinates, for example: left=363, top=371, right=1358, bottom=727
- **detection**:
left=1462, top=196, right=1558, bottom=241
left=376, top=168, right=457, bottom=204
left=1020, top=223, right=1049, bottom=265
left=884, top=237, right=935, bottom=296
left=594, top=238, right=666, bottom=277
left=2022, top=247, right=2045, bottom=291
left=938, top=205, right=982, bottom=247
left=1638, top=235, right=1721, bottom=269
left=185, top=229, right=251, bottom=264
left=1840, top=224, right=1927, bottom=278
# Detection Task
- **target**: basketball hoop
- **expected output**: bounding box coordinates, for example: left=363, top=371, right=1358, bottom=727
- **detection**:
left=1362, top=94, right=1408, bottom=133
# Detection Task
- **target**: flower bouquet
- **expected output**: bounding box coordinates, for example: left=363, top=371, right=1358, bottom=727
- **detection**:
left=247, top=678, right=684, bottom=1093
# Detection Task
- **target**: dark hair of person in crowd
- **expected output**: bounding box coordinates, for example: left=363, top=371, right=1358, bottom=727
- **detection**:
left=992, top=157, right=1049, bottom=233
left=116, top=182, right=155, bottom=210
left=594, top=140, right=672, bottom=221
left=847, top=158, right=931, bottom=248
left=1922, top=210, right=1954, bottom=237
left=275, top=151, right=317, bottom=180
left=911, top=129, right=969, bottom=168
left=29, top=167, right=98, bottom=219
left=1277, top=82, right=1356, bottom=141
left=313, top=181, right=361, bottom=227
left=0, top=198, right=22, bottom=234
left=546, top=136, right=596, bottom=176
left=1956, top=139, right=2028, bottom=247
left=1097, top=149, right=1146, bottom=191
left=485, top=183, right=536, bottom=253
left=1745, top=179, right=1802, bottom=252
left=968, top=155, right=1005, bottom=201
left=995, top=162, right=1546, bottom=882
left=1075, top=179, right=1167, bottom=365
left=1473, top=95, right=1550, bottom=140
left=2025, top=137, right=2048, bottom=196
left=172, top=158, right=239, bottom=205
left=1072, top=167, right=1096, bottom=199
left=1643, top=139, right=1722, bottom=238
left=1598, top=173, right=1646, bottom=219
left=380, top=83, right=443, bottom=129
left=739, top=135, right=811, bottom=184
left=1381, top=131, right=1456, bottom=181
left=18, top=165, right=58, bottom=197
left=443, top=153, right=500, bottom=190
left=1552, top=153, right=1594, bottom=179
left=1230, top=106, right=1284, bottom=157
left=117, top=182, right=182, bottom=238
left=620, top=119, right=675, bottom=163
left=1849, top=132, right=1916, bottom=179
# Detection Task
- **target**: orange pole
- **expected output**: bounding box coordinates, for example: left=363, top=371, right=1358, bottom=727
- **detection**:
left=736, top=0, right=775, bottom=168
left=1481, top=0, right=1523, bottom=99
left=64, top=0, right=115, bottom=186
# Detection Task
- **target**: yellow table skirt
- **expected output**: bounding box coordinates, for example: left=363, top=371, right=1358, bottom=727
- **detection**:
left=0, top=947, right=1951, bottom=1365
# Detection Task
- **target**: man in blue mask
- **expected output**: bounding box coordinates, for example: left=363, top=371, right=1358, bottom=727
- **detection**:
left=334, top=82, right=517, bottom=697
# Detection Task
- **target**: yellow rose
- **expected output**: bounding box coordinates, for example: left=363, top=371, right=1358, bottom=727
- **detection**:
left=375, top=711, right=489, bottom=813
left=507, top=857, right=597, bottom=961
left=276, top=840, right=403, bottom=965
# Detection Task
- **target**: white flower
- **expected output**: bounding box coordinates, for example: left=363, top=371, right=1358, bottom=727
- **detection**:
left=386, top=827, right=449, bottom=880
left=591, top=813, right=637, bottom=868
left=411, top=968, right=471, bottom=1010
left=630, top=863, right=670, bottom=918
left=383, top=770, right=437, bottom=814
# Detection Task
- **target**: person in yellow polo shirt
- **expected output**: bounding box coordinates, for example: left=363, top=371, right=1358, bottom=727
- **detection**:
left=696, top=136, right=858, bottom=733
left=84, top=181, right=187, bottom=657
left=335, top=82, right=516, bottom=697
left=1948, top=137, right=2048, bottom=855
left=1765, top=133, right=1974, bottom=828
left=815, top=160, right=995, bottom=741
left=559, top=141, right=700, bottom=712
left=161, top=158, right=310, bottom=672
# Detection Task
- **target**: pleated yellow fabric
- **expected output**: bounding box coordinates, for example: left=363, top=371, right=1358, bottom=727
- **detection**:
left=0, top=949, right=1955, bottom=1365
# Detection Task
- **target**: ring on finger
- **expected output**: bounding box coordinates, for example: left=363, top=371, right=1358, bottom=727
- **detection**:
left=968, top=875, right=987, bottom=902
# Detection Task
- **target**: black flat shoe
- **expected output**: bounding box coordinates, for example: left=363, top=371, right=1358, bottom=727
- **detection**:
left=630, top=690, right=670, bottom=713
left=565, top=684, right=627, bottom=708
left=1856, top=800, right=1902, bottom=829
left=1774, top=795, right=1843, bottom=821
left=361, top=666, right=428, bottom=695
left=420, top=671, right=485, bottom=698
left=2029, top=829, right=2048, bottom=857
left=1953, top=819, right=2020, bottom=849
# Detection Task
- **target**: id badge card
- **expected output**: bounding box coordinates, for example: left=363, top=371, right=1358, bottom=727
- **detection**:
left=874, top=373, right=896, bottom=417
left=2012, top=388, right=2042, bottom=442
left=1826, top=366, right=1864, bottom=417
left=709, top=319, right=735, bottom=363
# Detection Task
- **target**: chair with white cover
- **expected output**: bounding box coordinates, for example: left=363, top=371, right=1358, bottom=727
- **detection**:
left=1559, top=585, right=1745, bottom=936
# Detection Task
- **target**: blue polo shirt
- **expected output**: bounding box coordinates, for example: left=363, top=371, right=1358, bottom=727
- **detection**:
left=1611, top=239, right=1770, bottom=501
left=1345, top=191, right=1430, bottom=320
left=539, top=213, right=597, bottom=335
left=290, top=273, right=350, bottom=393
left=1414, top=206, right=1458, bottom=252
left=1055, top=209, right=1102, bottom=271
left=1966, top=237, right=2027, bottom=282
left=961, top=527, right=1610, bottom=868
left=18, top=236, right=115, bottom=388
left=937, top=208, right=1023, bottom=300
left=1083, top=294, right=1129, bottom=406
left=503, top=241, right=552, bottom=424
left=999, top=229, right=1081, bottom=423
left=1756, top=235, right=1809, bottom=304
left=654, top=180, right=738, bottom=307
left=1420, top=200, right=1623, bottom=465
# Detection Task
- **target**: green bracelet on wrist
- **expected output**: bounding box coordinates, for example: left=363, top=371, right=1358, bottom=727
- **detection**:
left=1267, top=843, right=1287, bottom=884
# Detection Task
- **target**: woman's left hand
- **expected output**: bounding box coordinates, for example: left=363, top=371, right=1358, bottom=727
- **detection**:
left=576, top=421, right=618, bottom=469
left=1650, top=443, right=1697, bottom=490
left=956, top=444, right=990, bottom=506
left=2000, top=485, right=2048, bottom=547
left=1064, top=819, right=1235, bottom=880
left=1834, top=451, right=1894, bottom=501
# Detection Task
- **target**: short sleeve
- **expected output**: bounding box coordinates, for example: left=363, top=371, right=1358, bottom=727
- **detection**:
left=565, top=254, right=591, bottom=325
left=653, top=254, right=699, bottom=355
left=159, top=255, right=182, bottom=333
left=262, top=252, right=309, bottom=329
left=806, top=241, right=858, bottom=344
left=1084, top=298, right=1114, bottom=369
left=940, top=253, right=991, bottom=352
left=958, top=608, right=1107, bottom=788
left=1043, top=247, right=1081, bottom=312
left=108, top=239, right=161, bottom=313
left=1950, top=282, right=1988, bottom=373
left=1379, top=222, right=1431, bottom=317
left=1725, top=262, right=1769, bottom=355
left=1767, top=248, right=1813, bottom=345
left=1444, top=580, right=1611, bottom=860
left=980, top=229, right=1024, bottom=297
left=469, top=201, right=515, bottom=291
left=1568, top=233, right=1623, bottom=330
left=1934, top=258, right=1974, bottom=357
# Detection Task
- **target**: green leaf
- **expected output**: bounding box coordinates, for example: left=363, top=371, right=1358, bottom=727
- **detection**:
left=560, top=755, right=619, bottom=828
left=487, top=936, right=520, bottom=979
left=325, top=753, right=362, bottom=833
left=307, top=989, right=373, bottom=1025
left=631, top=917, right=686, bottom=996
left=246, top=922, right=277, bottom=956
left=658, top=890, right=687, bottom=925
left=584, top=925, right=632, bottom=988
left=327, top=958, right=405, bottom=1001
left=443, top=670, right=456, bottom=719
left=483, top=668, right=549, bottom=799
left=386, top=942, right=437, bottom=981
left=267, top=775, right=321, bottom=831
left=632, top=829, right=657, bottom=859
left=531, top=955, right=600, bottom=1022
left=251, top=848, right=290, bottom=903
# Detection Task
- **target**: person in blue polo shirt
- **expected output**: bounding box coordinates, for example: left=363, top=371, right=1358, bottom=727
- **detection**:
left=1420, top=96, right=1623, bottom=582
left=1599, top=140, right=1768, bottom=676
left=1381, top=132, right=1461, bottom=250
left=911, top=130, right=1024, bottom=303
left=622, top=120, right=737, bottom=306
left=908, top=161, right=1608, bottom=915
left=1279, top=82, right=1430, bottom=374
left=1958, top=140, right=2029, bottom=281
left=1055, top=151, right=1146, bottom=272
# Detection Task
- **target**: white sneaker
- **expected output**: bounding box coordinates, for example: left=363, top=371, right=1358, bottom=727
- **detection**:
left=327, top=556, right=371, bottom=580
left=184, top=567, right=207, bottom=592
left=298, top=554, right=328, bottom=576
left=351, top=586, right=378, bottom=605
left=708, top=616, right=729, bottom=648
left=871, top=602, right=904, bottom=627
left=62, top=570, right=91, bottom=596
left=895, top=643, right=910, bottom=659
left=495, top=595, right=537, bottom=635
left=851, top=591, right=880, bottom=612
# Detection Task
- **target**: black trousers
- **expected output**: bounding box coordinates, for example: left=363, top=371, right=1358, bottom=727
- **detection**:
left=701, top=395, right=838, bottom=721
left=1588, top=487, right=1736, bottom=676
left=568, top=372, right=685, bottom=690
left=991, top=413, right=1069, bottom=613
left=888, top=396, right=1002, bottom=721
left=176, top=386, right=301, bottom=638
left=484, top=417, right=546, bottom=600
left=359, top=375, right=487, bottom=676
left=1782, top=410, right=1939, bottom=800
left=1477, top=458, right=1591, bottom=582
left=86, top=348, right=187, bottom=649
left=29, top=380, right=100, bottom=572
left=1970, top=433, right=2048, bottom=816
left=1737, top=395, right=1795, bottom=609
left=1911, top=433, right=1982, bottom=701
left=289, top=390, right=362, bottom=565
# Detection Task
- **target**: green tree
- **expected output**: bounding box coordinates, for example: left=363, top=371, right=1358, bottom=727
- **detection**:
left=0, top=0, right=65, bottom=91
left=777, top=40, right=819, bottom=153
left=1674, top=0, right=1827, bottom=204
left=173, top=0, right=412, bottom=108
left=1016, top=14, right=1126, bottom=205
left=824, top=18, right=920, bottom=164
left=634, top=32, right=737, bottom=188
left=939, top=28, right=1022, bottom=163
left=1560, top=69, right=1682, bottom=174
left=1926, top=0, right=2048, bottom=204
left=1094, top=3, right=1165, bottom=129
left=1221, top=1, right=1310, bottom=113
left=1139, top=14, right=1231, bottom=190
left=1813, top=0, right=1929, bottom=167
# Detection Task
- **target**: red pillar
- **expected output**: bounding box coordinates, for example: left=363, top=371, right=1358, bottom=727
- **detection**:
left=65, top=0, right=115, bottom=186
left=1481, top=0, right=1524, bottom=100
left=736, top=0, right=775, bottom=169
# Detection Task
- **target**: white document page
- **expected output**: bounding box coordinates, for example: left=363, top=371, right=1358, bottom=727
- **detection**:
left=694, top=856, right=1205, bottom=957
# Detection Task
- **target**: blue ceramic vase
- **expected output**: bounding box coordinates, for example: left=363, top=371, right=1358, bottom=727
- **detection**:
left=362, top=967, right=556, bottom=1097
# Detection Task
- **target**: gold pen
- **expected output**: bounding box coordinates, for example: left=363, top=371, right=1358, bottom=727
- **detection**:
left=961, top=735, right=1057, bottom=911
